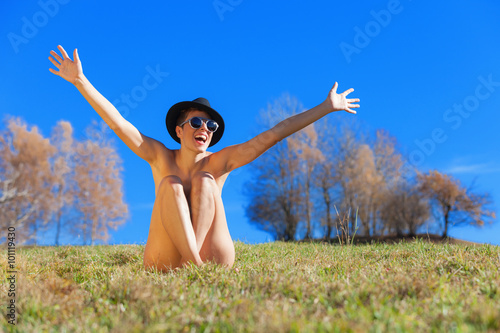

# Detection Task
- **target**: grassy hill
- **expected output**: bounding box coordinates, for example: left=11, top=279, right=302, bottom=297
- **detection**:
left=1, top=240, right=499, bottom=332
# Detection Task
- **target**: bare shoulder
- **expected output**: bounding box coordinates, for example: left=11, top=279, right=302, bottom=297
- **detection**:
left=204, top=149, right=231, bottom=178
left=148, top=140, right=174, bottom=169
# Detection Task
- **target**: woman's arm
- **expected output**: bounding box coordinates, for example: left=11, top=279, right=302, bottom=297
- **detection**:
left=214, top=82, right=360, bottom=172
left=49, top=45, right=165, bottom=164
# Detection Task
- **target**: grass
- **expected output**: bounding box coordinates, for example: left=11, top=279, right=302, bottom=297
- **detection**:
left=1, top=240, right=500, bottom=332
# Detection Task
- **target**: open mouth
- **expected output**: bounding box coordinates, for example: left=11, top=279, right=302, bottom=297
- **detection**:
left=194, top=134, right=208, bottom=145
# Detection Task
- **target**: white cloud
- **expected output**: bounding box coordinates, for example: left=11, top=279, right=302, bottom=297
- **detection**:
left=445, top=163, right=500, bottom=175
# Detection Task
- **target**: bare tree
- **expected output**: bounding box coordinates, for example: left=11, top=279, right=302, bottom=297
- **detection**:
left=380, top=179, right=430, bottom=237
left=0, top=117, right=57, bottom=244
left=371, top=130, right=405, bottom=235
left=288, top=123, right=324, bottom=239
left=313, top=120, right=337, bottom=239
left=338, top=129, right=406, bottom=237
left=418, top=170, right=496, bottom=238
left=245, top=94, right=305, bottom=241
left=345, top=144, right=381, bottom=236
left=50, top=120, right=76, bottom=245
left=331, top=122, right=363, bottom=237
left=73, top=120, right=128, bottom=245
left=313, top=117, right=357, bottom=240
left=319, top=126, right=406, bottom=238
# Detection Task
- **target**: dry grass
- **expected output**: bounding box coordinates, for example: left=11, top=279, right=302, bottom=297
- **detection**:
left=1, top=240, right=500, bottom=332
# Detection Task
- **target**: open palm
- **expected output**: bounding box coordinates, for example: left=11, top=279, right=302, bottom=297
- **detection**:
left=48, top=45, right=82, bottom=84
left=327, top=82, right=360, bottom=114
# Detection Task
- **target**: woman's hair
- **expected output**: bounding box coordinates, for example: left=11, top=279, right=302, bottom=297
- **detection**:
left=176, top=108, right=197, bottom=126
left=176, top=107, right=208, bottom=126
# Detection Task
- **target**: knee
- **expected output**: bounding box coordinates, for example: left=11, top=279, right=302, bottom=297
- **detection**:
left=214, top=248, right=235, bottom=269
left=158, top=175, right=184, bottom=197
left=191, top=171, right=217, bottom=194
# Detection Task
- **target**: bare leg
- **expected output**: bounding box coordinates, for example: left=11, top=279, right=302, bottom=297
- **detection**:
left=143, top=176, right=202, bottom=271
left=190, top=171, right=217, bottom=251
left=190, top=171, right=235, bottom=267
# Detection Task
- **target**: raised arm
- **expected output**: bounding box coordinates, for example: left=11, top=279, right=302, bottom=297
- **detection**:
left=48, top=45, right=165, bottom=164
left=217, top=83, right=360, bottom=172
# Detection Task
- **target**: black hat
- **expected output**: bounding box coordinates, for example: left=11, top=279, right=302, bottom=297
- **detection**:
left=165, top=97, right=224, bottom=147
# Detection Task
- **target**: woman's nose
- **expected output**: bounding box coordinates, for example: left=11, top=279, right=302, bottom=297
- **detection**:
left=200, top=121, right=209, bottom=131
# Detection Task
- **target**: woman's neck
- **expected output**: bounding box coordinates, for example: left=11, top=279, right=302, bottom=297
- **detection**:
left=175, top=146, right=208, bottom=172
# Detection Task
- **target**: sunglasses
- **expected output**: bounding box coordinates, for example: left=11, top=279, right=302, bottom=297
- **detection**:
left=179, top=117, right=219, bottom=133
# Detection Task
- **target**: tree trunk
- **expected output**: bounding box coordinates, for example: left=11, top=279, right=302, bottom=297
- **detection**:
left=91, top=218, right=96, bottom=246
left=32, top=220, right=38, bottom=245
left=325, top=203, right=332, bottom=240
left=305, top=176, right=311, bottom=240
left=442, top=205, right=451, bottom=238
left=55, top=186, right=63, bottom=246
left=55, top=210, right=62, bottom=246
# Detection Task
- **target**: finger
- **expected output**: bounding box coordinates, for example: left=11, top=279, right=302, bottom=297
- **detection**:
left=347, top=98, right=360, bottom=103
left=342, top=88, right=354, bottom=96
left=50, top=50, right=63, bottom=64
left=58, top=45, right=70, bottom=59
left=331, top=82, right=338, bottom=94
left=49, top=67, right=60, bottom=76
left=48, top=56, right=61, bottom=68
left=348, top=104, right=360, bottom=108
left=73, top=48, right=80, bottom=63
left=346, top=108, right=357, bottom=114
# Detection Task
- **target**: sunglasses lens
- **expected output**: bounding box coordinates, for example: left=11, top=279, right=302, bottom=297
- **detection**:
left=189, top=117, right=202, bottom=129
left=207, top=120, right=218, bottom=132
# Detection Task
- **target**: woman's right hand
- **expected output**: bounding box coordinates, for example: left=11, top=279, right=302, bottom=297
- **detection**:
left=49, top=45, right=83, bottom=85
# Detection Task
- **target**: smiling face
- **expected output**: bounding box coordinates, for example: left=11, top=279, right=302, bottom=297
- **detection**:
left=175, top=109, right=213, bottom=152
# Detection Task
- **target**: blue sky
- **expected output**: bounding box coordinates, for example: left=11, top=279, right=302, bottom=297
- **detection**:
left=2, top=0, right=499, bottom=245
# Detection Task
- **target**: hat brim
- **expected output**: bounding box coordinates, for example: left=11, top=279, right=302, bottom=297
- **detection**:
left=165, top=101, right=224, bottom=147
